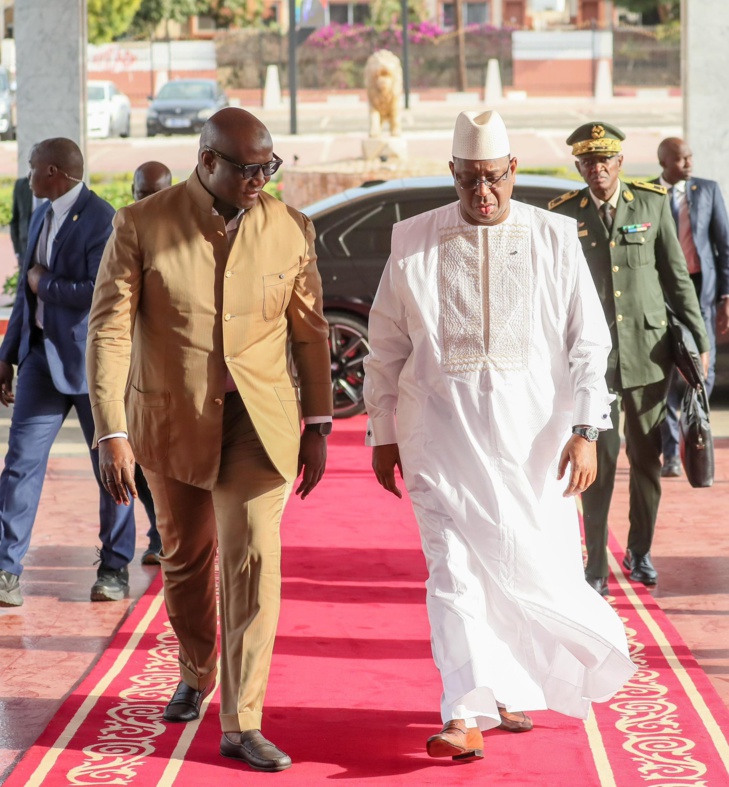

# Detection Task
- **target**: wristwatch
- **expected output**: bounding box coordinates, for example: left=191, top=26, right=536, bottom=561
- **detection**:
left=572, top=425, right=599, bottom=442
left=304, top=422, right=332, bottom=436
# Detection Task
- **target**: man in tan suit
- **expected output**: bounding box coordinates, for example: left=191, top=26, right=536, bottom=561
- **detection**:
left=86, top=108, right=332, bottom=772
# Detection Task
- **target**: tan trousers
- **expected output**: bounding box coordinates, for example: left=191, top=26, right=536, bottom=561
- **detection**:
left=143, top=392, right=291, bottom=732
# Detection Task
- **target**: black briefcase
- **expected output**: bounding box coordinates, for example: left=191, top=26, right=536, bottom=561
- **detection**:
left=679, top=384, right=714, bottom=488
left=665, top=306, right=714, bottom=487
left=665, top=307, right=704, bottom=389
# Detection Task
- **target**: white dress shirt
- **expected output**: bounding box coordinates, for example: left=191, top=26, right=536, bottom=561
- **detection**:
left=35, top=182, right=84, bottom=329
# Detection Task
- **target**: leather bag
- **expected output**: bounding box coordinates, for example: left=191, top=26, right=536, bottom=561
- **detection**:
left=665, top=306, right=703, bottom=389
left=665, top=305, right=714, bottom=487
left=679, top=384, right=714, bottom=488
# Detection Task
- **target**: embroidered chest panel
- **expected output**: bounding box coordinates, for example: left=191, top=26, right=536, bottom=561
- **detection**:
left=437, top=222, right=533, bottom=373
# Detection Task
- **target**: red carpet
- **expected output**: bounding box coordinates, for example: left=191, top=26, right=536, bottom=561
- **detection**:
left=6, top=416, right=729, bottom=785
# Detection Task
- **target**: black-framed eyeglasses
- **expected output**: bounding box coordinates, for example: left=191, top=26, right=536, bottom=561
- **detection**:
left=454, top=159, right=514, bottom=192
left=203, top=146, right=283, bottom=179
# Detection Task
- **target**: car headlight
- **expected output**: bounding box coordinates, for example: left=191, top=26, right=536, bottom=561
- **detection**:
left=197, top=107, right=216, bottom=120
left=147, top=110, right=159, bottom=120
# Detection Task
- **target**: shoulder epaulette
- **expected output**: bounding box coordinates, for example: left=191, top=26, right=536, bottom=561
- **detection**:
left=630, top=180, right=667, bottom=195
left=548, top=190, right=580, bottom=210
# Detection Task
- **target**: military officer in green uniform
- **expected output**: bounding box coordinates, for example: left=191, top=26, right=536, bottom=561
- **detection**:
left=549, top=122, right=709, bottom=597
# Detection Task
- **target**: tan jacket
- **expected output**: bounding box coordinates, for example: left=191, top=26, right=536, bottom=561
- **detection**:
left=86, top=170, right=332, bottom=490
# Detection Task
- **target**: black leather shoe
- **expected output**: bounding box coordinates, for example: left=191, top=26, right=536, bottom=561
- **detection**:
left=163, top=681, right=211, bottom=722
left=625, top=551, right=658, bottom=585
left=622, top=550, right=634, bottom=572
left=220, top=730, right=292, bottom=772
left=661, top=456, right=682, bottom=477
left=585, top=574, right=608, bottom=597
left=90, top=564, right=129, bottom=602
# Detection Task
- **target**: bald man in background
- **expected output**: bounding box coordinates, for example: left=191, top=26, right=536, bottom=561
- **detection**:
left=132, top=161, right=172, bottom=203
left=654, top=138, right=729, bottom=477
left=130, top=161, right=172, bottom=565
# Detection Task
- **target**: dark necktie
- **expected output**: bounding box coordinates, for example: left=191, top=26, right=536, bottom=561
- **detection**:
left=36, top=207, right=53, bottom=268
left=600, top=202, right=613, bottom=232
left=668, top=186, right=679, bottom=228
left=34, top=208, right=53, bottom=328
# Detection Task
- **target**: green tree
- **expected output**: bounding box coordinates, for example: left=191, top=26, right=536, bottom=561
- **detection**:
left=619, top=0, right=679, bottom=22
left=370, top=0, right=427, bottom=31
left=88, top=0, right=144, bottom=44
left=130, top=0, right=204, bottom=38
left=200, top=0, right=260, bottom=28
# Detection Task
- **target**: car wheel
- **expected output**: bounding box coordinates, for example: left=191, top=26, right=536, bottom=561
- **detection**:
left=120, top=115, right=130, bottom=138
left=327, top=311, right=370, bottom=419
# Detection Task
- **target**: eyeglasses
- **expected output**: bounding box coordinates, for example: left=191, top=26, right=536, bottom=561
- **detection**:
left=203, top=146, right=283, bottom=179
left=454, top=160, right=514, bottom=192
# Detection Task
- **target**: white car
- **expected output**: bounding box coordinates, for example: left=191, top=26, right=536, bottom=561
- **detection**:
left=87, top=80, right=131, bottom=139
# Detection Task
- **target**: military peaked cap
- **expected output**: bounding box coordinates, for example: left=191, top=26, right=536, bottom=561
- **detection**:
left=566, top=122, right=626, bottom=157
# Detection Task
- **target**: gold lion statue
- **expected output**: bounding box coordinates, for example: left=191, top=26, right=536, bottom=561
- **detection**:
left=364, top=49, right=403, bottom=138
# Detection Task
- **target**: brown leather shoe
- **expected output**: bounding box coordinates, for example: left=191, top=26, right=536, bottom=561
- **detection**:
left=497, top=708, right=533, bottom=732
left=163, top=681, right=211, bottom=723
left=221, top=730, right=292, bottom=772
left=426, top=719, right=484, bottom=762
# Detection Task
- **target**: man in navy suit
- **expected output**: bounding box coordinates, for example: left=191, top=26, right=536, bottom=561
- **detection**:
left=0, top=138, right=136, bottom=607
left=656, top=138, right=729, bottom=476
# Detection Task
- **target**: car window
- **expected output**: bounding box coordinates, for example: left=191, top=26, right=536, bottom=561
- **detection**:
left=157, top=81, right=214, bottom=101
left=513, top=187, right=556, bottom=211
left=338, top=202, right=399, bottom=257
left=88, top=85, right=106, bottom=101
left=398, top=197, right=453, bottom=221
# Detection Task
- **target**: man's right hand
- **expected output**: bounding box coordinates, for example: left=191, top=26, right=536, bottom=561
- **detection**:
left=98, top=437, right=138, bottom=506
left=372, top=443, right=403, bottom=499
left=0, top=360, right=15, bottom=406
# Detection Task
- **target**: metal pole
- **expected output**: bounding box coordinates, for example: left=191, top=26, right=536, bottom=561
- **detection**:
left=455, top=0, right=467, bottom=92
left=288, top=0, right=297, bottom=135
left=401, top=0, right=410, bottom=109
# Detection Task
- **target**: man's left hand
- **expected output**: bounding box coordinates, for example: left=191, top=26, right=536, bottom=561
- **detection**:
left=296, top=430, right=327, bottom=499
left=26, top=264, right=48, bottom=295
left=717, top=298, right=729, bottom=335
left=558, top=434, right=597, bottom=497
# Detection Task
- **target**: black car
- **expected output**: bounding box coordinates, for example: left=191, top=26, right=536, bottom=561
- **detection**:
left=146, top=79, right=229, bottom=137
left=302, top=174, right=579, bottom=418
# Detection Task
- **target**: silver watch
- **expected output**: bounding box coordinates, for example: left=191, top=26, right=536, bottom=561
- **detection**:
left=573, top=425, right=599, bottom=442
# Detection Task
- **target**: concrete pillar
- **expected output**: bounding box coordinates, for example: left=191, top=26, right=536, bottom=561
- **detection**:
left=492, top=0, right=503, bottom=27
left=683, top=0, right=729, bottom=200
left=263, top=64, right=282, bottom=109
left=593, top=57, right=612, bottom=101
left=14, top=0, right=87, bottom=177
left=484, top=58, right=503, bottom=105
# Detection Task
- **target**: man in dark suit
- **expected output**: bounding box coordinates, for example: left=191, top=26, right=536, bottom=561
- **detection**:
left=654, top=137, right=729, bottom=477
left=0, top=138, right=136, bottom=608
left=131, top=160, right=172, bottom=565
left=550, top=122, right=709, bottom=596
left=9, top=176, right=34, bottom=262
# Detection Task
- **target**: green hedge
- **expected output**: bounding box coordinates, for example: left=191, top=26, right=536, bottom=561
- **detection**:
left=1, top=174, right=283, bottom=297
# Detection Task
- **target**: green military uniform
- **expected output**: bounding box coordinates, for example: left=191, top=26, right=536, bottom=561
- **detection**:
left=550, top=123, right=708, bottom=581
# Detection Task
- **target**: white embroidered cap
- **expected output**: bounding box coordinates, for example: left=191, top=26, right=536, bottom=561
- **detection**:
left=452, top=110, right=510, bottom=160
